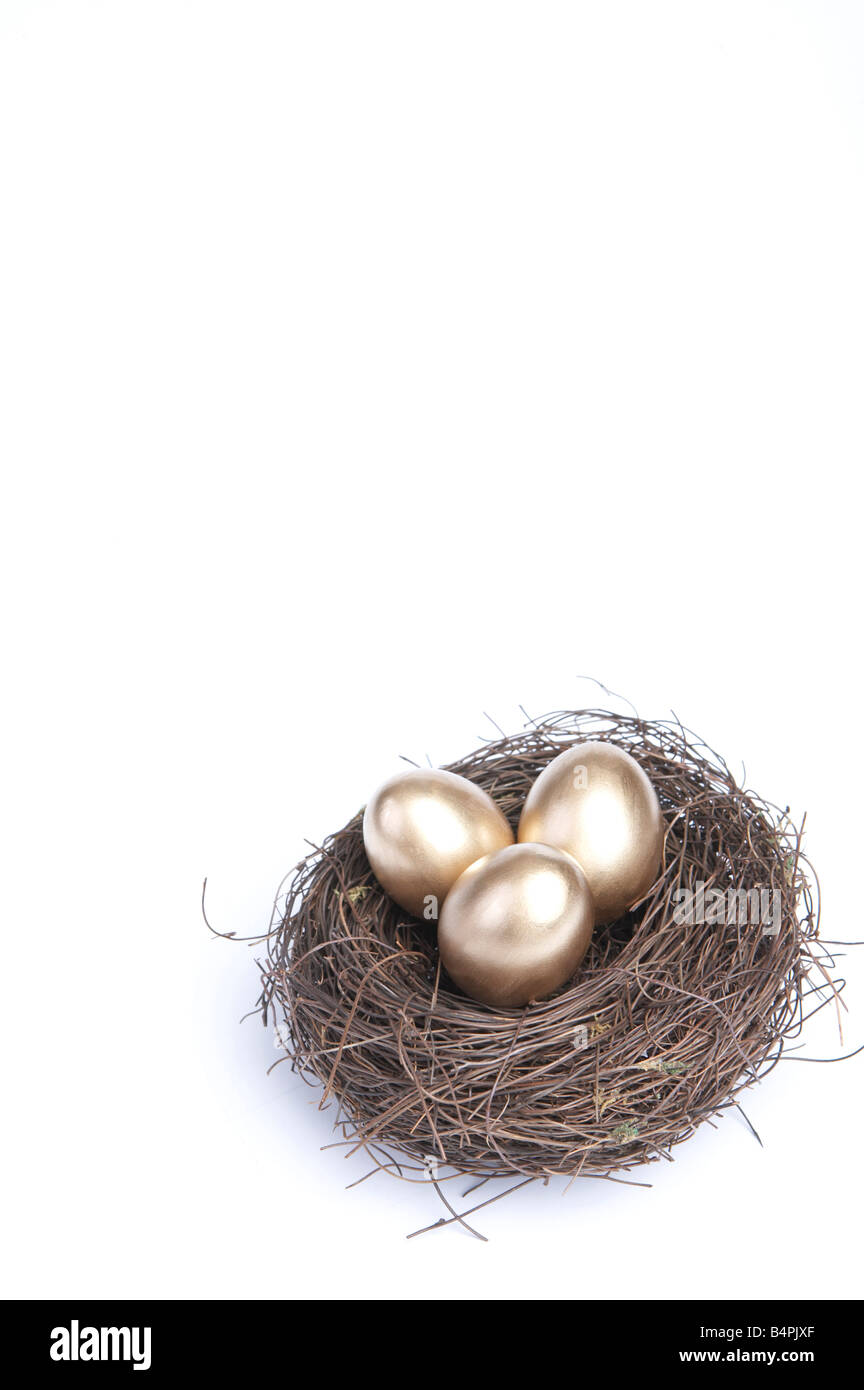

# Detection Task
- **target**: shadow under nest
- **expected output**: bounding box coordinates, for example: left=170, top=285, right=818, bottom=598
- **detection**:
left=254, top=710, right=833, bottom=1229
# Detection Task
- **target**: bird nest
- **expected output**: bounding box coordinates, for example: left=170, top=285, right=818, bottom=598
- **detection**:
left=245, top=709, right=833, bottom=1237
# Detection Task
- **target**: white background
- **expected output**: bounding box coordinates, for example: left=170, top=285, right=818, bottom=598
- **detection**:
left=2, top=1, right=862, bottom=1301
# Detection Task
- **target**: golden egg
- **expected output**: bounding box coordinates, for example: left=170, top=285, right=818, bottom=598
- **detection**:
left=518, top=741, right=663, bottom=924
left=438, top=842, right=595, bottom=1008
left=362, top=769, right=514, bottom=919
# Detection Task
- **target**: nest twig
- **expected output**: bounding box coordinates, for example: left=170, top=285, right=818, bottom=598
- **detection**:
left=240, top=710, right=840, bottom=1230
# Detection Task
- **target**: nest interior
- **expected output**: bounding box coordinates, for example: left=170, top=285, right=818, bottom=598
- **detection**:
left=256, top=710, right=827, bottom=1207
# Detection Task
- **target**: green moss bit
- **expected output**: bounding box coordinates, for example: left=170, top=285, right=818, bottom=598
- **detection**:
left=594, top=1087, right=621, bottom=1116
left=636, top=1056, right=686, bottom=1076
left=613, top=1121, right=640, bottom=1143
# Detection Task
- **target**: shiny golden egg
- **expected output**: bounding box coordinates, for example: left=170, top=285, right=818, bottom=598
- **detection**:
left=362, top=769, right=514, bottom=919
left=438, top=842, right=595, bottom=1008
left=518, top=741, right=663, bottom=924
